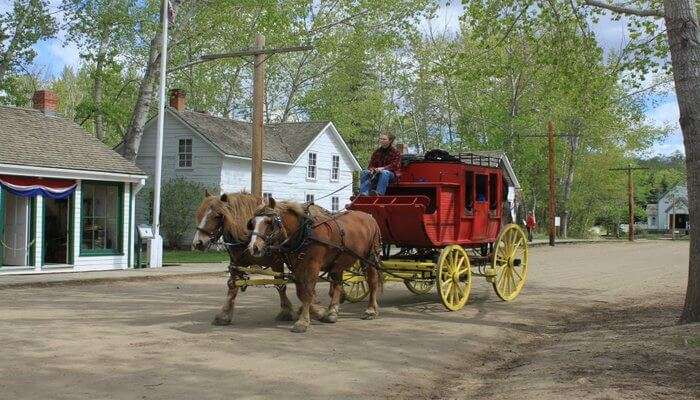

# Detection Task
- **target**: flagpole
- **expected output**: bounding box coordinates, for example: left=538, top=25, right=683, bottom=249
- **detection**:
left=149, top=0, right=169, bottom=268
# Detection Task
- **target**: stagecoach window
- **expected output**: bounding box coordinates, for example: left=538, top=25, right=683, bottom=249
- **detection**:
left=489, top=173, right=498, bottom=210
left=81, top=182, right=123, bottom=255
left=331, top=155, right=340, bottom=181
left=476, top=174, right=488, bottom=202
left=307, top=152, right=317, bottom=179
left=465, top=172, right=474, bottom=213
left=178, top=138, right=192, bottom=168
left=331, top=196, right=339, bottom=212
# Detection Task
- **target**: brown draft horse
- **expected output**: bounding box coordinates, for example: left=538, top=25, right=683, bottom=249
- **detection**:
left=248, top=197, right=383, bottom=333
left=192, top=190, right=329, bottom=325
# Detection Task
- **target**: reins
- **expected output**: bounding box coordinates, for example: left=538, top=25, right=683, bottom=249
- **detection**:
left=257, top=208, right=383, bottom=275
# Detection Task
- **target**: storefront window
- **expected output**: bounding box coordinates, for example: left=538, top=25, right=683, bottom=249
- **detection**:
left=81, top=182, right=122, bottom=255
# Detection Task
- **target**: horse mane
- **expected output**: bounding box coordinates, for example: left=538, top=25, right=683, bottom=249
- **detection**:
left=274, top=200, right=306, bottom=218
left=214, top=191, right=262, bottom=240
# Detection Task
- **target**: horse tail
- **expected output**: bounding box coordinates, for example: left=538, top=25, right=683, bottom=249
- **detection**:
left=370, top=223, right=384, bottom=293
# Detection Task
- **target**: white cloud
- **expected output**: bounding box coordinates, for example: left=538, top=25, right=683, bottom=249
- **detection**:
left=49, top=35, right=82, bottom=70
left=646, top=100, right=685, bottom=155
left=418, top=1, right=464, bottom=38
left=647, top=101, right=679, bottom=128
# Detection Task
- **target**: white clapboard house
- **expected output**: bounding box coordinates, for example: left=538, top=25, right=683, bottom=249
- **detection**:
left=133, top=90, right=361, bottom=240
left=646, top=184, right=689, bottom=231
left=0, top=90, right=147, bottom=274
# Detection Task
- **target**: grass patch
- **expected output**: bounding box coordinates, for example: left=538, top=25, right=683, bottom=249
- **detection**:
left=163, top=250, right=229, bottom=264
left=687, top=335, right=700, bottom=348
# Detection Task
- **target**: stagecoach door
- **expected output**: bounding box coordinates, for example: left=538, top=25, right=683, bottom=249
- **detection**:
left=473, top=174, right=489, bottom=240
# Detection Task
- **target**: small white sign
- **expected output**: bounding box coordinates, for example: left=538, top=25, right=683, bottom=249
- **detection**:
left=554, top=217, right=561, bottom=227
left=137, top=224, right=154, bottom=239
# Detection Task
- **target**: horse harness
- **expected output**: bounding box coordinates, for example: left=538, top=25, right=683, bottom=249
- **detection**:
left=253, top=209, right=380, bottom=283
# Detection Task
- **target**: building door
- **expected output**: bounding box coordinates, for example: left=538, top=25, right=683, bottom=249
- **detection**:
left=43, top=197, right=72, bottom=265
left=3, top=192, right=29, bottom=266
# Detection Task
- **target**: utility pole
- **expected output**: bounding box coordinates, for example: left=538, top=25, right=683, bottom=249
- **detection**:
left=251, top=34, right=265, bottom=197
left=167, top=38, right=312, bottom=197
left=547, top=121, right=556, bottom=246
left=609, top=164, right=648, bottom=241
left=520, top=123, right=580, bottom=247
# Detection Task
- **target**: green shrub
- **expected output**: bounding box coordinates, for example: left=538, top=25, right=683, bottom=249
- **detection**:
left=147, top=178, right=218, bottom=249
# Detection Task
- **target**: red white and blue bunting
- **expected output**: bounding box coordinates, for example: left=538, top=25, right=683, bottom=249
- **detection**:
left=0, top=175, right=77, bottom=200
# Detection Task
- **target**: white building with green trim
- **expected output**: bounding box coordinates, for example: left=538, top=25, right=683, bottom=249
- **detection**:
left=0, top=91, right=147, bottom=274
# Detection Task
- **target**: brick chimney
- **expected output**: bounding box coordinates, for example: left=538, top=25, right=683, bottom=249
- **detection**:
left=169, top=88, right=186, bottom=111
left=32, top=90, right=58, bottom=115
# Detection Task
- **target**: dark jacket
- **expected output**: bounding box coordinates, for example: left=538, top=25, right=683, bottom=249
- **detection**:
left=368, top=145, right=401, bottom=172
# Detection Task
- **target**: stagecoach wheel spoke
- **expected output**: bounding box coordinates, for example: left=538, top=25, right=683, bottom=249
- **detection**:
left=341, top=261, right=370, bottom=303
left=513, top=266, right=524, bottom=281
left=437, top=245, right=472, bottom=311
left=509, top=240, right=522, bottom=259
left=405, top=279, right=435, bottom=295
left=491, top=224, right=529, bottom=301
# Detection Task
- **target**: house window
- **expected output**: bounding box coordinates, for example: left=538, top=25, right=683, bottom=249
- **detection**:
left=331, top=155, right=340, bottom=181
left=263, top=192, right=272, bottom=201
left=331, top=196, right=339, bottom=212
left=306, top=194, right=314, bottom=203
left=81, top=182, right=123, bottom=255
left=178, top=138, right=192, bottom=168
left=307, top=152, right=317, bottom=179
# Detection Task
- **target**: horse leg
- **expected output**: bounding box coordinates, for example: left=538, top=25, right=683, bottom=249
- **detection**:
left=291, top=280, right=315, bottom=333
left=296, top=289, right=326, bottom=321
left=212, top=274, right=240, bottom=326
left=321, top=279, right=342, bottom=323
left=362, top=261, right=380, bottom=320
left=274, top=284, right=295, bottom=321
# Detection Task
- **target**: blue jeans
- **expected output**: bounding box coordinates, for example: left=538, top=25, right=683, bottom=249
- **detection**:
left=360, top=169, right=395, bottom=195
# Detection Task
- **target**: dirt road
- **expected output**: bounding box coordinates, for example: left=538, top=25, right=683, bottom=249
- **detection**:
left=0, top=241, right=697, bottom=399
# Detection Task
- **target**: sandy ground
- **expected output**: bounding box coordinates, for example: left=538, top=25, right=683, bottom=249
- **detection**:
left=0, top=241, right=697, bottom=400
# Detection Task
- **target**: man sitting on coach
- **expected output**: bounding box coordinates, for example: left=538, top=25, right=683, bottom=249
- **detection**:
left=360, top=132, right=401, bottom=196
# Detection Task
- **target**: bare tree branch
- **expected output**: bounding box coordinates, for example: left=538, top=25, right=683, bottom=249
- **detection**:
left=582, top=0, right=664, bottom=18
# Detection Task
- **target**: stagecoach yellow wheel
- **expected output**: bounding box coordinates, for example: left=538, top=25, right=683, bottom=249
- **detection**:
left=341, top=261, right=370, bottom=303
left=491, top=224, right=529, bottom=301
left=404, top=279, right=435, bottom=295
left=437, top=245, right=472, bottom=311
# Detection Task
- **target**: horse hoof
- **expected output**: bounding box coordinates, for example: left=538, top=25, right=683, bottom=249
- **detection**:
left=290, top=323, right=308, bottom=333
left=361, top=312, right=377, bottom=320
left=275, top=311, right=295, bottom=322
left=321, top=314, right=338, bottom=323
left=212, top=315, right=232, bottom=326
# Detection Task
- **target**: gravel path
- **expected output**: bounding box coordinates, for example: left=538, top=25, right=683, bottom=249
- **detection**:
left=0, top=241, right=695, bottom=399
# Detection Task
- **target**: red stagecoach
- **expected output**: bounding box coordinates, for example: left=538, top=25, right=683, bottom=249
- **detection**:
left=344, top=150, right=528, bottom=310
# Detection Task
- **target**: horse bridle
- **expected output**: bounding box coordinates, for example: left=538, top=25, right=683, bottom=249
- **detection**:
left=197, top=225, right=223, bottom=243
left=251, top=212, right=286, bottom=246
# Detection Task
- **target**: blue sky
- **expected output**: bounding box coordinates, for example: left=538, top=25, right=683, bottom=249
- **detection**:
left=17, top=0, right=683, bottom=156
left=420, top=1, right=683, bottom=157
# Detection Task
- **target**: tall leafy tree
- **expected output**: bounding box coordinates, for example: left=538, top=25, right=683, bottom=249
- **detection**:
left=581, top=0, right=700, bottom=324
left=61, top=0, right=137, bottom=140
left=0, top=0, right=56, bottom=91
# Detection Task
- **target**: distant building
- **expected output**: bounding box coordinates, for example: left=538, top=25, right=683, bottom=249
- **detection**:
left=130, top=90, right=361, bottom=246
left=0, top=90, right=146, bottom=274
left=646, top=184, right=688, bottom=231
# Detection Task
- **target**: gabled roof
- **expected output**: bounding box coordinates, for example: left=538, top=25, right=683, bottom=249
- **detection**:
left=0, top=106, right=144, bottom=176
left=167, top=108, right=334, bottom=164
left=663, top=197, right=688, bottom=213
left=658, top=184, right=687, bottom=204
